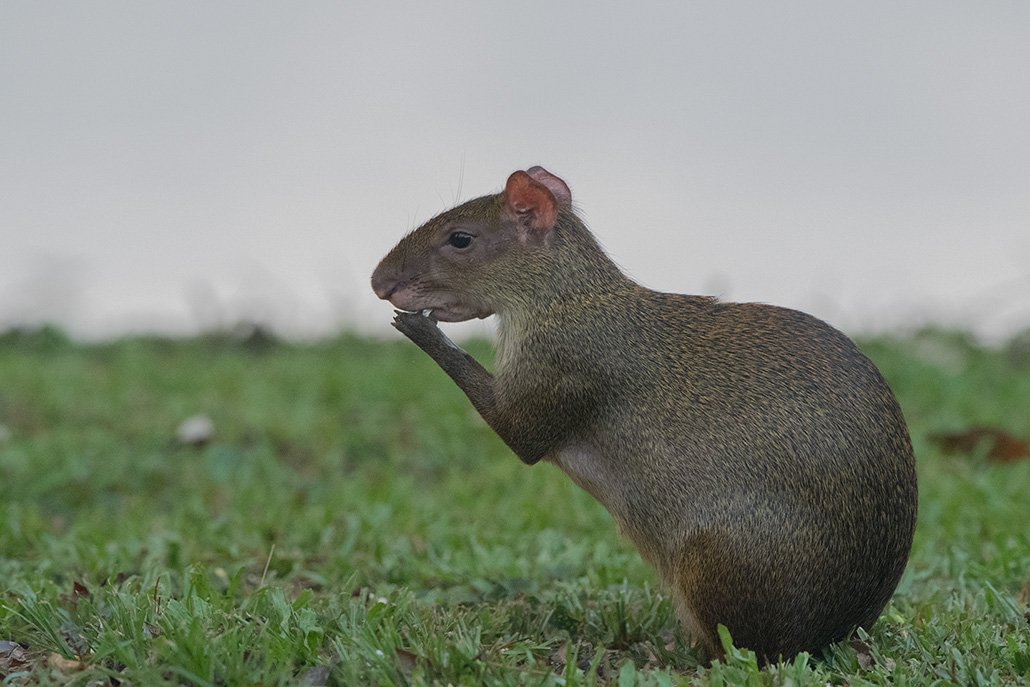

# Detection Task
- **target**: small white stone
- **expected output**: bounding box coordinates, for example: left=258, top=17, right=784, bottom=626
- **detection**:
left=421, top=309, right=432, bottom=318
left=177, top=415, right=214, bottom=445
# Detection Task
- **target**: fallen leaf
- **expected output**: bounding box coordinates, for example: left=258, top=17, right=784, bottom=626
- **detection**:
left=0, top=640, right=31, bottom=674
left=849, top=639, right=874, bottom=671
left=60, top=581, right=91, bottom=608
left=48, top=652, right=85, bottom=672
left=547, top=641, right=568, bottom=671
left=645, top=645, right=661, bottom=670
left=928, top=426, right=1029, bottom=463
left=395, top=648, right=418, bottom=679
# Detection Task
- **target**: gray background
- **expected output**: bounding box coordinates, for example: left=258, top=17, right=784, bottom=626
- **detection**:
left=2, top=2, right=1028, bottom=341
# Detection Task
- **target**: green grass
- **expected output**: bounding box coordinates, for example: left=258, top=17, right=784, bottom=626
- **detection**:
left=1, top=325, right=1029, bottom=685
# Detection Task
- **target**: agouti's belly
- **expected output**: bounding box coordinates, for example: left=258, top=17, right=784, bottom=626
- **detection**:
left=549, top=442, right=623, bottom=515
left=549, top=443, right=667, bottom=562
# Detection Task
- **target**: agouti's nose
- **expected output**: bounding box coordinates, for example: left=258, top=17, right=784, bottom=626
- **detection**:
left=371, top=265, right=399, bottom=300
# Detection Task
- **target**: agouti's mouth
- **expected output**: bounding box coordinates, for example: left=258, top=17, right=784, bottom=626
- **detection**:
left=398, top=305, right=490, bottom=323
left=388, top=287, right=491, bottom=322
left=400, top=308, right=438, bottom=323
left=426, top=308, right=484, bottom=323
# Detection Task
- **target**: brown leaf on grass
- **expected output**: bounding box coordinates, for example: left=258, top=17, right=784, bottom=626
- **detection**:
left=547, top=641, right=568, bottom=671
left=395, top=648, right=419, bottom=679
left=1018, top=579, right=1030, bottom=608
left=0, top=641, right=31, bottom=674
left=48, top=652, right=85, bottom=672
left=848, top=639, right=894, bottom=673
left=928, top=426, right=1030, bottom=463
left=849, top=639, right=874, bottom=671
left=59, top=581, right=91, bottom=608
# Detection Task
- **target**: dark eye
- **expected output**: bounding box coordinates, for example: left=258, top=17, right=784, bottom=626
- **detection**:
left=447, top=231, right=473, bottom=249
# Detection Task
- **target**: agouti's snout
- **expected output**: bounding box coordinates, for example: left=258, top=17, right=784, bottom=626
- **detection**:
left=371, top=262, right=401, bottom=301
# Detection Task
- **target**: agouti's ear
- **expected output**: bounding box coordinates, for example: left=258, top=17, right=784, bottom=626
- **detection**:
left=526, top=166, right=571, bottom=207
left=504, top=170, right=558, bottom=242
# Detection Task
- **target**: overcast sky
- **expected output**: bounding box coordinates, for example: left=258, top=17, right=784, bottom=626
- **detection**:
left=2, top=3, right=1028, bottom=341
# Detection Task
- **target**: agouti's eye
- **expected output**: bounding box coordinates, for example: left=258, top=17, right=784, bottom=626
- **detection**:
left=447, top=231, right=474, bottom=249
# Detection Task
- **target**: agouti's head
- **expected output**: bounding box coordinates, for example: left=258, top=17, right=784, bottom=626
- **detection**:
left=371, top=167, right=572, bottom=322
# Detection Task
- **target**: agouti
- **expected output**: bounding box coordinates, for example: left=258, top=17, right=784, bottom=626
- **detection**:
left=371, top=166, right=917, bottom=662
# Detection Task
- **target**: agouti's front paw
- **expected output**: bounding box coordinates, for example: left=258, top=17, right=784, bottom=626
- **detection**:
left=392, top=309, right=446, bottom=351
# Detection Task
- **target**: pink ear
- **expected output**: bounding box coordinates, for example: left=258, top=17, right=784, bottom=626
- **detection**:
left=526, top=166, right=572, bottom=206
left=504, top=171, right=559, bottom=235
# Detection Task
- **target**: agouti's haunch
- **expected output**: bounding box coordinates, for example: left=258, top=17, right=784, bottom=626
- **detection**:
left=371, top=166, right=918, bottom=662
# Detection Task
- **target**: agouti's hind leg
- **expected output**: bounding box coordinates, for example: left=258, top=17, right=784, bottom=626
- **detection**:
left=670, top=588, right=721, bottom=663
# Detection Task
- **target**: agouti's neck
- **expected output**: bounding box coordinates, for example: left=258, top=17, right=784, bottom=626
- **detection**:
left=510, top=212, right=631, bottom=302
left=495, top=214, right=638, bottom=358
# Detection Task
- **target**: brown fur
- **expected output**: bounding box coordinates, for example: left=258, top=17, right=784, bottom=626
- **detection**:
left=371, top=167, right=917, bottom=662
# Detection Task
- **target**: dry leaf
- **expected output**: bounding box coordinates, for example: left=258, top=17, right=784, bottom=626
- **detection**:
left=928, top=427, right=1030, bottom=463
left=48, top=653, right=85, bottom=672
left=60, top=581, right=91, bottom=608
left=848, top=639, right=874, bottom=671
left=395, top=648, right=418, bottom=679
left=547, top=641, right=568, bottom=671
left=0, top=641, right=31, bottom=674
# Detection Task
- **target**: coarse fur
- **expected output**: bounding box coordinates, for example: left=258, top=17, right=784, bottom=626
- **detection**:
left=371, top=167, right=918, bottom=663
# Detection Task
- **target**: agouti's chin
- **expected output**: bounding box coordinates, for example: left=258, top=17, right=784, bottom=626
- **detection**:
left=403, top=305, right=491, bottom=323
left=433, top=309, right=492, bottom=323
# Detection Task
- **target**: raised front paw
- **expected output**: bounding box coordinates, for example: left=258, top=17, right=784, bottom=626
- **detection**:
left=392, top=310, right=445, bottom=350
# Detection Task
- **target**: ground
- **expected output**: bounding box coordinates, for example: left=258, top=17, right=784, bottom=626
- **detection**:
left=0, top=325, right=1028, bottom=685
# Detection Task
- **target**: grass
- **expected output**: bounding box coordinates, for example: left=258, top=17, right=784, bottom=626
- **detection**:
left=0, top=324, right=1029, bottom=685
